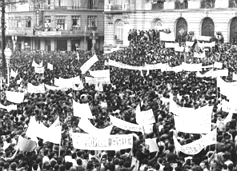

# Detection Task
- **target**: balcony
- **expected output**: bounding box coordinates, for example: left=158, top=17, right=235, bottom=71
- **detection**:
left=105, top=4, right=130, bottom=11
left=175, top=0, right=188, bottom=9
left=111, top=5, right=122, bottom=10
left=200, top=0, right=215, bottom=8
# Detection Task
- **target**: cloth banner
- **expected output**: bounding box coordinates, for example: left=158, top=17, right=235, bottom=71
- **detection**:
left=175, top=46, right=184, bottom=52
left=54, top=76, right=83, bottom=90
left=85, top=77, right=110, bottom=85
left=145, top=138, right=159, bottom=153
left=109, top=115, right=144, bottom=133
left=173, top=128, right=217, bottom=155
left=10, top=69, right=18, bottom=78
left=195, top=35, right=211, bottom=41
left=45, top=84, right=61, bottom=91
left=95, top=83, right=103, bottom=91
left=89, top=70, right=110, bottom=84
left=6, top=91, right=24, bottom=104
left=78, top=117, right=113, bottom=135
left=194, top=52, right=205, bottom=58
left=71, top=133, right=133, bottom=150
left=47, top=63, right=53, bottom=70
left=73, top=100, right=93, bottom=119
left=170, top=100, right=212, bottom=134
left=160, top=32, right=175, bottom=42
left=197, top=69, right=228, bottom=78
left=27, top=83, right=45, bottom=94
left=0, top=103, right=17, bottom=112
left=17, top=136, right=37, bottom=152
left=80, top=54, right=99, bottom=74
left=35, top=67, right=45, bottom=74
left=181, top=63, right=202, bottom=72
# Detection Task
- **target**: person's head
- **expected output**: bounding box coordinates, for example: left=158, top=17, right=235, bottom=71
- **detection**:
left=9, top=162, right=17, bottom=171
left=77, top=159, right=82, bottom=166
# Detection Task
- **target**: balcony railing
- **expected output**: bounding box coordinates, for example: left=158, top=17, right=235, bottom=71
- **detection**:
left=200, top=0, right=215, bottom=8
left=175, top=0, right=188, bottom=9
left=229, top=0, right=237, bottom=8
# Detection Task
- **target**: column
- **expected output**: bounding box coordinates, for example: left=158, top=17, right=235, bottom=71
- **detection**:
left=51, top=39, right=56, bottom=51
left=50, top=0, right=55, bottom=10
left=67, top=39, right=72, bottom=51
left=32, top=38, right=36, bottom=50
left=40, top=39, right=45, bottom=51
left=123, top=24, right=130, bottom=47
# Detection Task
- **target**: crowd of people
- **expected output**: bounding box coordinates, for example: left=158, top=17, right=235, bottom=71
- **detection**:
left=0, top=29, right=237, bottom=171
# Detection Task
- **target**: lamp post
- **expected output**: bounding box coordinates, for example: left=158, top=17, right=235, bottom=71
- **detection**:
left=4, top=48, right=12, bottom=86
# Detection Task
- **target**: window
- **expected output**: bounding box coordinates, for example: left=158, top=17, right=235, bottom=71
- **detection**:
left=56, top=16, right=66, bottom=30
left=15, top=17, right=21, bottom=28
left=87, top=16, right=97, bottom=29
left=72, top=16, right=81, bottom=30
left=72, top=0, right=81, bottom=9
left=114, top=20, right=123, bottom=41
left=88, top=0, right=94, bottom=9
left=44, top=16, right=51, bottom=29
left=55, top=0, right=67, bottom=8
left=26, top=17, right=31, bottom=28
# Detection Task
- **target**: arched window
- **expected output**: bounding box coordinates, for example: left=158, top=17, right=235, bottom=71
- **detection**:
left=201, top=17, right=214, bottom=37
left=114, top=20, right=124, bottom=41
left=152, top=19, right=163, bottom=30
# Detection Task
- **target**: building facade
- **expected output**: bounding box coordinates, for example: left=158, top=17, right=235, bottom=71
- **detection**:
left=104, top=0, right=237, bottom=51
left=6, top=0, right=104, bottom=52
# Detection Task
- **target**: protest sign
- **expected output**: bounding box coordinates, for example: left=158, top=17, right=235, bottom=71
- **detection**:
left=160, top=32, right=175, bottom=42
left=78, top=117, right=113, bottom=135
left=32, top=60, right=43, bottom=67
left=165, top=43, right=178, bottom=48
left=214, top=62, right=223, bottom=69
left=35, top=67, right=45, bottom=74
left=109, top=115, right=144, bottom=133
left=170, top=100, right=212, bottom=134
left=186, top=41, right=194, bottom=47
left=17, top=136, right=37, bottom=152
left=194, top=52, right=205, bottom=58
left=89, top=70, right=110, bottom=78
left=233, top=73, right=237, bottom=81
left=6, top=91, right=24, bottom=104
left=45, top=84, right=60, bottom=91
left=85, top=77, right=110, bottom=85
left=0, top=103, right=17, bottom=112
left=181, top=63, right=202, bottom=72
left=47, top=63, right=53, bottom=70
left=73, top=100, right=93, bottom=119
left=131, top=157, right=140, bottom=171
left=145, top=138, right=159, bottom=153
left=173, top=129, right=217, bottom=155
left=137, top=109, right=156, bottom=125
left=220, top=100, right=237, bottom=113
left=71, top=133, right=133, bottom=150
left=80, top=54, right=99, bottom=74
left=27, top=83, right=45, bottom=94
left=10, top=69, right=18, bottom=78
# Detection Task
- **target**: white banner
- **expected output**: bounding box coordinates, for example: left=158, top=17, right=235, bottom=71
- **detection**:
left=80, top=54, right=99, bottom=74
left=197, top=69, right=228, bottom=78
left=85, top=77, right=110, bottom=85
left=217, top=77, right=237, bottom=99
left=194, top=52, right=205, bottom=58
left=173, top=129, right=217, bottom=155
left=73, top=100, right=93, bottom=119
left=160, top=32, right=175, bottom=42
left=45, top=84, right=61, bottom=91
left=109, top=115, right=144, bottom=133
left=0, top=103, right=17, bottom=112
left=175, top=46, right=184, bottom=52
left=195, top=35, right=211, bottom=41
left=170, top=100, right=212, bottom=134
left=78, top=117, right=113, bottom=135
left=89, top=70, right=110, bottom=78
left=145, top=138, right=159, bottom=153
left=27, top=83, right=45, bottom=94
left=54, top=76, right=83, bottom=90
left=35, top=67, right=45, bottom=74
left=6, top=91, right=24, bottom=104
left=71, top=133, right=133, bottom=150
left=181, top=63, right=202, bottom=72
